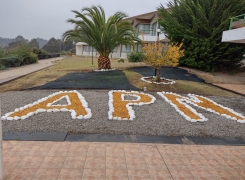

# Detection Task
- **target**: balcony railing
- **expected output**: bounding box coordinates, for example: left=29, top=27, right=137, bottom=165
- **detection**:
left=137, top=30, right=163, bottom=36
left=229, top=14, right=245, bottom=30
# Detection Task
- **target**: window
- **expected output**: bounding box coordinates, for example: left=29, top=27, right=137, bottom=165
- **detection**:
left=122, top=45, right=131, bottom=53
left=137, top=44, right=142, bottom=52
left=83, top=45, right=91, bottom=52
left=151, top=22, right=157, bottom=35
left=91, top=47, right=96, bottom=52
left=138, top=24, right=150, bottom=34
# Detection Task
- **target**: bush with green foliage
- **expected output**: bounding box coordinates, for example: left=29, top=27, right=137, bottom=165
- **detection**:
left=118, top=58, right=124, bottom=63
left=127, top=51, right=145, bottom=62
left=0, top=63, right=5, bottom=70
left=0, top=46, right=4, bottom=58
left=158, top=0, right=245, bottom=71
left=12, top=42, right=38, bottom=65
left=21, top=52, right=38, bottom=65
left=32, top=47, right=47, bottom=55
left=1, top=42, right=38, bottom=67
left=0, top=56, right=23, bottom=67
left=60, top=50, right=73, bottom=56
left=37, top=54, right=60, bottom=60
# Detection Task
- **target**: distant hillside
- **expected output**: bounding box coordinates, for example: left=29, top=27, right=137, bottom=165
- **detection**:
left=36, top=38, right=48, bottom=48
left=0, top=37, right=14, bottom=47
left=0, top=36, right=48, bottom=48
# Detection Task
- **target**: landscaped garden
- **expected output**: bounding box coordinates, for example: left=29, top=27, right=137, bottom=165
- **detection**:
left=1, top=2, right=245, bottom=139
left=1, top=56, right=245, bottom=138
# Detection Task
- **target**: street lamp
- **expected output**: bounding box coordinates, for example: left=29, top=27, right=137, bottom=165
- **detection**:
left=157, top=28, right=161, bottom=42
left=92, top=46, right=93, bottom=65
left=155, top=28, right=161, bottom=76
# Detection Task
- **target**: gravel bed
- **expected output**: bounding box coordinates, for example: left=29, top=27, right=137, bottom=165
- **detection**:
left=0, top=90, right=245, bottom=138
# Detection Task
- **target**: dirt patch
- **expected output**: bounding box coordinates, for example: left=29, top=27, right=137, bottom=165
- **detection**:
left=129, top=66, right=205, bottom=83
left=180, top=66, right=245, bottom=84
left=123, top=70, right=240, bottom=97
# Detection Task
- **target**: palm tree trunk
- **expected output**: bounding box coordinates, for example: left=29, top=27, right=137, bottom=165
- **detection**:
left=98, top=56, right=111, bottom=69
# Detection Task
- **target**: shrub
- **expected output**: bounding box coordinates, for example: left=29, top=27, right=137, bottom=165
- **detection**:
left=127, top=51, right=145, bottom=62
left=37, top=54, right=60, bottom=60
left=21, top=52, right=38, bottom=65
left=143, top=42, right=184, bottom=82
left=118, top=58, right=124, bottom=63
left=0, top=63, right=5, bottom=70
left=0, top=46, right=4, bottom=58
left=0, top=56, right=23, bottom=67
left=32, top=47, right=47, bottom=55
left=60, top=51, right=72, bottom=56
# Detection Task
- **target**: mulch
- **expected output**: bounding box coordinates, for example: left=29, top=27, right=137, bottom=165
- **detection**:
left=129, top=66, right=205, bottom=83
left=31, top=67, right=205, bottom=90
left=31, top=70, right=139, bottom=90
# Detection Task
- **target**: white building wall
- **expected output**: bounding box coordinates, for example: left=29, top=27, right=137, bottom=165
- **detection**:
left=76, top=45, right=83, bottom=56
left=109, top=44, right=120, bottom=58
left=120, top=53, right=128, bottom=59
left=83, top=51, right=90, bottom=56
left=222, top=27, right=245, bottom=43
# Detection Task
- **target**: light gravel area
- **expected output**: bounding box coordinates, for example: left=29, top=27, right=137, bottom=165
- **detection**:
left=0, top=90, right=245, bottom=138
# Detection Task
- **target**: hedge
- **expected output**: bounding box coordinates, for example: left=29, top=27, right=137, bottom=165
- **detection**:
left=0, top=56, right=23, bottom=67
left=38, top=54, right=60, bottom=60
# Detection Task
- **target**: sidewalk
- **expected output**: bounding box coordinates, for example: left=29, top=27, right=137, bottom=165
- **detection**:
left=214, top=84, right=245, bottom=95
left=2, top=140, right=245, bottom=179
left=0, top=57, right=64, bottom=85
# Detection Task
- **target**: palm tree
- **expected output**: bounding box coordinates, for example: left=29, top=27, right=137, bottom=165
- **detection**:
left=62, top=5, right=141, bottom=70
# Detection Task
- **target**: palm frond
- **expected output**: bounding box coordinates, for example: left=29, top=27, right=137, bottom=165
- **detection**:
left=63, top=5, right=141, bottom=57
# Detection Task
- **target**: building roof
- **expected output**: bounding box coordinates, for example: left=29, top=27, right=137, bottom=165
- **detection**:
left=124, top=11, right=159, bottom=26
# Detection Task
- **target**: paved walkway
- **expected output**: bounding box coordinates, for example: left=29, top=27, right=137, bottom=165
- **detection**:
left=0, top=57, right=64, bottom=85
left=2, top=140, right=245, bottom=179
left=214, top=84, right=245, bottom=95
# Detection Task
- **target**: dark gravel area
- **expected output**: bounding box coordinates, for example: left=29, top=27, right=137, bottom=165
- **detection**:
left=30, top=70, right=139, bottom=90
left=129, top=66, right=205, bottom=83
left=1, top=90, right=244, bottom=138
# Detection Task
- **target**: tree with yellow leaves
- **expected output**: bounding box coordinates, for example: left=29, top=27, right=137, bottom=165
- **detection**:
left=142, top=42, right=184, bottom=82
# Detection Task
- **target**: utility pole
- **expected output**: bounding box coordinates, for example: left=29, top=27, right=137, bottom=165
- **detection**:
left=92, top=47, right=93, bottom=65
left=155, top=28, right=161, bottom=76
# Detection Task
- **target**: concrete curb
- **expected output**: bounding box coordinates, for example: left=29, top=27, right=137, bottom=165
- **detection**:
left=3, top=132, right=245, bottom=146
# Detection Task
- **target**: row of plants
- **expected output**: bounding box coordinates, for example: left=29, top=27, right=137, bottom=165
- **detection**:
left=0, top=42, right=38, bottom=70
left=0, top=43, right=62, bottom=70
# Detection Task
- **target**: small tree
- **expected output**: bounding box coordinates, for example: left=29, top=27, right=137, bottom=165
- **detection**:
left=143, top=42, right=184, bottom=82
left=62, top=5, right=141, bottom=70
left=127, top=51, right=145, bottom=63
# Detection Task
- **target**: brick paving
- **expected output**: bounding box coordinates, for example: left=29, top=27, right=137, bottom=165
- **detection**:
left=2, top=140, right=245, bottom=179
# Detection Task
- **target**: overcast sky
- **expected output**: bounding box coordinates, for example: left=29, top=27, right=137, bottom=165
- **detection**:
left=0, top=0, right=169, bottom=40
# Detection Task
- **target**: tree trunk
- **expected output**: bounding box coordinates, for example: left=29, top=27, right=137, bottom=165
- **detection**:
left=155, top=67, right=161, bottom=82
left=98, top=56, right=111, bottom=70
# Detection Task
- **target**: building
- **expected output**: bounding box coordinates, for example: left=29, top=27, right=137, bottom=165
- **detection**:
left=222, top=14, right=245, bottom=43
left=75, top=11, right=169, bottom=58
